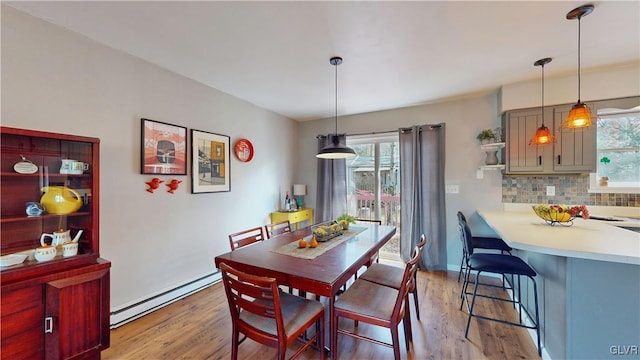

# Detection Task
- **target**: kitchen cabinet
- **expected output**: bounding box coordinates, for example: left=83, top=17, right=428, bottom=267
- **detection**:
left=504, top=96, right=640, bottom=174
left=0, top=126, right=110, bottom=359
left=504, top=108, right=546, bottom=173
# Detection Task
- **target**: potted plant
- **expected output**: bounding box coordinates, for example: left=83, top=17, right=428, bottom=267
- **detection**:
left=336, top=213, right=357, bottom=230
left=476, top=129, right=496, bottom=144
left=599, top=156, right=610, bottom=186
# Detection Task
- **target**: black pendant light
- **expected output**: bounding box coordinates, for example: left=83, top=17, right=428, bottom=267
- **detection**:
left=316, top=56, right=356, bottom=159
left=529, top=58, right=556, bottom=145
left=562, top=4, right=594, bottom=130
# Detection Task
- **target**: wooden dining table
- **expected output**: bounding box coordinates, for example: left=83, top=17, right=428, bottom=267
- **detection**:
left=214, top=222, right=397, bottom=356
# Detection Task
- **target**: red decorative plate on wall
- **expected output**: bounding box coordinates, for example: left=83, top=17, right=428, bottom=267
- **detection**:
left=234, top=138, right=254, bottom=162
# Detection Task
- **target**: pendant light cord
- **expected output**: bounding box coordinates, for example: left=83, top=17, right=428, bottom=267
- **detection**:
left=334, top=60, right=338, bottom=135
left=577, top=16, right=581, bottom=102
left=541, top=63, right=545, bottom=125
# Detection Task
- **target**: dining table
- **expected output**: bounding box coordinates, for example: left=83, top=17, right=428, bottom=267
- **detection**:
left=214, top=222, right=397, bottom=356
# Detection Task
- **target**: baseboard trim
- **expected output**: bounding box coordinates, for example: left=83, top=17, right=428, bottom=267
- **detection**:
left=109, top=271, right=221, bottom=329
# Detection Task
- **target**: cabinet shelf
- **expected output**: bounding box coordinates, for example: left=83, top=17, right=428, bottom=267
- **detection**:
left=1, top=171, right=91, bottom=178
left=1, top=211, right=90, bottom=224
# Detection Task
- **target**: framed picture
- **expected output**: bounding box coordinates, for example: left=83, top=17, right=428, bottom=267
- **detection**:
left=141, top=118, right=187, bottom=175
left=191, top=129, right=231, bottom=193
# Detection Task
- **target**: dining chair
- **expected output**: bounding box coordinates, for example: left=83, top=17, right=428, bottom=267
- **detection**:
left=332, top=243, right=421, bottom=360
left=458, top=220, right=541, bottom=357
left=358, top=234, right=426, bottom=320
left=228, top=226, right=266, bottom=251
left=219, top=262, right=325, bottom=360
left=456, top=211, right=512, bottom=282
left=265, top=220, right=292, bottom=239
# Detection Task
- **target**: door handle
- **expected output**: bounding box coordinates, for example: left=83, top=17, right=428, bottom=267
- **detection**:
left=44, top=316, right=53, bottom=333
left=557, top=155, right=561, bottom=165
left=538, top=156, right=542, bottom=166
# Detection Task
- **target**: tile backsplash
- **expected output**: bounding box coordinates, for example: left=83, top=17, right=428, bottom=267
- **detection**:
left=502, top=175, right=639, bottom=207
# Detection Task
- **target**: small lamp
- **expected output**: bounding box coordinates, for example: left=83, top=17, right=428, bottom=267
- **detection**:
left=529, top=57, right=556, bottom=145
left=293, top=184, right=306, bottom=208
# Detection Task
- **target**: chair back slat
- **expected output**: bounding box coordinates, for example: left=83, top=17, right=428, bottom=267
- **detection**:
left=392, top=236, right=425, bottom=319
left=228, top=227, right=266, bottom=251
left=356, top=218, right=382, bottom=224
left=264, top=220, right=292, bottom=239
left=219, top=263, right=285, bottom=341
left=457, top=212, right=475, bottom=256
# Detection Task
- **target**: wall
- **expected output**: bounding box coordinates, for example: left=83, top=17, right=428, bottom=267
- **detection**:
left=1, top=6, right=297, bottom=315
left=500, top=62, right=639, bottom=112
left=297, top=94, right=505, bottom=268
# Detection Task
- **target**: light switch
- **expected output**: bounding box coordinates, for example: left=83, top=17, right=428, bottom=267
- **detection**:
left=446, top=185, right=460, bottom=194
left=546, top=186, right=555, bottom=196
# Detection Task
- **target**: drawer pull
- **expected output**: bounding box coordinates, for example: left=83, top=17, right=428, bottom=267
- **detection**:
left=44, top=316, right=53, bottom=333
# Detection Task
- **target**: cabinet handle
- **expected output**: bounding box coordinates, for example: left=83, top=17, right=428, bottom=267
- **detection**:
left=44, top=316, right=53, bottom=333
left=538, top=156, right=542, bottom=166
left=557, top=155, right=561, bottom=165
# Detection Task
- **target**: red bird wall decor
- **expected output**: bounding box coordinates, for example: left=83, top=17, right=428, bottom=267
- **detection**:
left=166, top=179, right=182, bottom=194
left=145, top=178, right=164, bottom=193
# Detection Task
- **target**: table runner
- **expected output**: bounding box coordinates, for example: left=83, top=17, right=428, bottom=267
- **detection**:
left=271, top=226, right=367, bottom=260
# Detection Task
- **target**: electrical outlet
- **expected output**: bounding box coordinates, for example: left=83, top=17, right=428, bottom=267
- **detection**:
left=546, top=186, right=555, bottom=196
left=446, top=185, right=460, bottom=194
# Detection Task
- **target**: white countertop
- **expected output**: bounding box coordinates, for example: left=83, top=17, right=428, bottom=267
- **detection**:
left=477, top=208, right=640, bottom=265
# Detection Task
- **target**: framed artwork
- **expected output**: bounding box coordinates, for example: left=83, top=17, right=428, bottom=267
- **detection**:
left=141, top=118, right=187, bottom=175
left=191, top=129, right=231, bottom=193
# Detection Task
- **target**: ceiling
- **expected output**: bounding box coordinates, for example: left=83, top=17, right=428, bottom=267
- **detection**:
left=5, top=1, right=639, bottom=121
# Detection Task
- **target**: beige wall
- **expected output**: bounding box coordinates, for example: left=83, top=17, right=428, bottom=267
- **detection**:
left=1, top=6, right=298, bottom=311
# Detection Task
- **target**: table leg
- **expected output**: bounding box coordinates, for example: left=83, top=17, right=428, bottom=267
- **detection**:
left=329, top=294, right=335, bottom=357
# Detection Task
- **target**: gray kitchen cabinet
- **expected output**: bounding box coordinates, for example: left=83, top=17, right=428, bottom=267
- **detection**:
left=504, top=96, right=639, bottom=174
left=552, top=104, right=596, bottom=172
left=504, top=108, right=547, bottom=173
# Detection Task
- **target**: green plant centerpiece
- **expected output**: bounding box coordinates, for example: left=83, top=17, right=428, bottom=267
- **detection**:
left=336, top=213, right=357, bottom=230
left=476, top=129, right=496, bottom=144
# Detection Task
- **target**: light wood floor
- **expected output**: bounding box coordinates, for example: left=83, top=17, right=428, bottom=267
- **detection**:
left=102, top=268, right=540, bottom=359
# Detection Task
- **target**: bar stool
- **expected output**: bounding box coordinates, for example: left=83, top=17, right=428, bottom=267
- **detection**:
left=459, top=220, right=541, bottom=357
left=456, top=211, right=512, bottom=282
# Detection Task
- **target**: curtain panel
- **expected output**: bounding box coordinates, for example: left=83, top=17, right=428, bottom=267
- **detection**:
left=399, top=124, right=447, bottom=270
left=315, top=134, right=348, bottom=222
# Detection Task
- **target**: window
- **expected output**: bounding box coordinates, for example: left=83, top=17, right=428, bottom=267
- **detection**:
left=593, top=106, right=640, bottom=192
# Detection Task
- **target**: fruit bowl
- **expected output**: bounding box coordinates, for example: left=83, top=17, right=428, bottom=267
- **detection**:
left=532, top=204, right=589, bottom=226
left=311, top=223, right=344, bottom=242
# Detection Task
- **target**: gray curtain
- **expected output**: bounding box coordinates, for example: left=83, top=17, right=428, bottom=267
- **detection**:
left=315, top=134, right=348, bottom=222
left=399, top=124, right=447, bottom=270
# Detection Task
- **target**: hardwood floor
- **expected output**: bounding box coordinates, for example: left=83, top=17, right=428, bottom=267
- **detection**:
left=102, top=268, right=540, bottom=359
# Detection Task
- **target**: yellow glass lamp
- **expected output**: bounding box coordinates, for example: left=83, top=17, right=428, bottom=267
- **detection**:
left=529, top=57, right=556, bottom=145
left=561, top=4, right=594, bottom=131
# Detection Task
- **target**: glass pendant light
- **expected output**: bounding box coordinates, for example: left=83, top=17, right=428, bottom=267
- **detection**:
left=562, top=4, right=594, bottom=130
left=316, top=56, right=356, bottom=159
left=530, top=58, right=556, bottom=145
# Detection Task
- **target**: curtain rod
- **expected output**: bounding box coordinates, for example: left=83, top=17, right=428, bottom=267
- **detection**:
left=318, top=124, right=443, bottom=138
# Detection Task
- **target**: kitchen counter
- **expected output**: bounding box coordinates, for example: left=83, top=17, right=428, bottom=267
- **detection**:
left=475, top=207, right=640, bottom=360
left=477, top=208, right=640, bottom=265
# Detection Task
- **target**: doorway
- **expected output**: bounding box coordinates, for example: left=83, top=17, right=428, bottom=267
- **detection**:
left=346, top=133, right=401, bottom=261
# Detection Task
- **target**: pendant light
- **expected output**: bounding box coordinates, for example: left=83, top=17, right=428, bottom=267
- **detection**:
left=316, top=56, right=356, bottom=159
left=529, top=58, right=556, bottom=145
left=562, top=4, right=594, bottom=130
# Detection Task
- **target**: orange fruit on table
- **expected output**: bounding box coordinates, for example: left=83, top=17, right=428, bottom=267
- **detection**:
left=298, top=239, right=308, bottom=248
left=309, top=237, right=318, bottom=248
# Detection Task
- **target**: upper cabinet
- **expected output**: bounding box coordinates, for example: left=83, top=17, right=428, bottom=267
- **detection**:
left=504, top=96, right=639, bottom=174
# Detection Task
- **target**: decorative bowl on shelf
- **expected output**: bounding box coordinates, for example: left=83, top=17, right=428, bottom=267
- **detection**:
left=532, top=204, right=589, bottom=226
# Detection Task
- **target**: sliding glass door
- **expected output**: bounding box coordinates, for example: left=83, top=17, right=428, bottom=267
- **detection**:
left=346, top=133, right=400, bottom=259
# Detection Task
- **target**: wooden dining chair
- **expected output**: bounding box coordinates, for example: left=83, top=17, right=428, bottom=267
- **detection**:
left=219, top=262, right=325, bottom=360
left=332, top=243, right=421, bottom=360
left=358, top=234, right=427, bottom=320
left=356, top=219, right=383, bottom=265
left=228, top=226, right=266, bottom=251
left=264, top=220, right=292, bottom=239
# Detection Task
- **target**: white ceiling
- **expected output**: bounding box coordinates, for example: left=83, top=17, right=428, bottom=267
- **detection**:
left=5, top=1, right=639, bottom=121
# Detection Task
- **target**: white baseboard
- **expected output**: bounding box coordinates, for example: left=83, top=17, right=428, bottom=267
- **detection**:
left=109, top=271, right=221, bottom=329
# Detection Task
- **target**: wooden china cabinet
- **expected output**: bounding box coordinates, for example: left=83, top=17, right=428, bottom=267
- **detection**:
left=0, top=126, right=110, bottom=360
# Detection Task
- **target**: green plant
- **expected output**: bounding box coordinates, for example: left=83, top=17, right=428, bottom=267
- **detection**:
left=336, top=213, right=357, bottom=224
left=476, top=129, right=496, bottom=142
left=600, top=156, right=611, bottom=177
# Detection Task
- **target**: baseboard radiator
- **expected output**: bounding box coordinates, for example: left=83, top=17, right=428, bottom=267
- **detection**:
left=109, top=271, right=222, bottom=329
